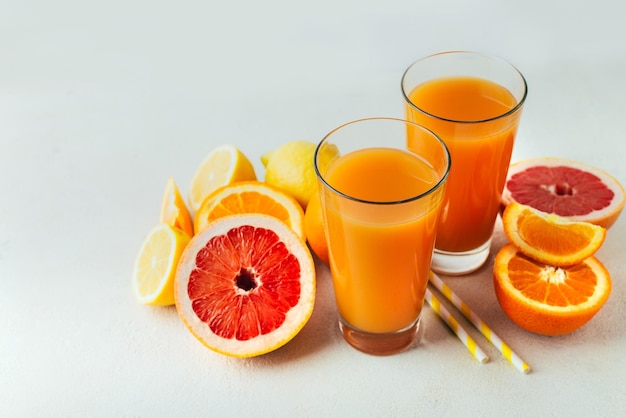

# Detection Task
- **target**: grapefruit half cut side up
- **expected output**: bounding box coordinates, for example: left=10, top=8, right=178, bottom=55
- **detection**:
left=493, top=243, right=612, bottom=336
left=502, top=157, right=625, bottom=228
left=175, top=214, right=316, bottom=358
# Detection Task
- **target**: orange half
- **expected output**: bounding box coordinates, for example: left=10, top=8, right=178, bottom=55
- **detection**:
left=193, top=181, right=305, bottom=239
left=493, top=243, right=611, bottom=336
left=502, top=202, right=606, bottom=267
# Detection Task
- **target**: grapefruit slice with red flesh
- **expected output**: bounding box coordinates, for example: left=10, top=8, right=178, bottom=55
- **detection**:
left=502, top=157, right=625, bottom=229
left=175, top=214, right=316, bottom=358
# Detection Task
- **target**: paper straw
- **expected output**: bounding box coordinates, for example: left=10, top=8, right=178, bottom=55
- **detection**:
left=429, top=271, right=531, bottom=374
left=425, top=288, right=489, bottom=364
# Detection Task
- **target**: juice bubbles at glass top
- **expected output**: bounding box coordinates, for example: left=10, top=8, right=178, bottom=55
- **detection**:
left=321, top=147, right=445, bottom=334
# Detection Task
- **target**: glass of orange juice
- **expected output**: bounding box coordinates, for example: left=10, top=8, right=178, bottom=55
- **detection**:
left=314, top=117, right=450, bottom=355
left=402, top=51, right=528, bottom=275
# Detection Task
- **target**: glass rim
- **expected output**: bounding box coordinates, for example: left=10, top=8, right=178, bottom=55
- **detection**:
left=401, top=50, right=528, bottom=124
left=314, top=117, right=451, bottom=206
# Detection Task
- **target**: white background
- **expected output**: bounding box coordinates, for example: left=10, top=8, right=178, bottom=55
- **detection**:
left=2, top=0, right=625, bottom=416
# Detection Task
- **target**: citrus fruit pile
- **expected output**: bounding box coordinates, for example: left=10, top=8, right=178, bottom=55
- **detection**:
left=132, top=141, right=333, bottom=357
left=494, top=157, right=623, bottom=336
left=494, top=158, right=625, bottom=335
left=133, top=145, right=623, bottom=355
left=494, top=200, right=613, bottom=336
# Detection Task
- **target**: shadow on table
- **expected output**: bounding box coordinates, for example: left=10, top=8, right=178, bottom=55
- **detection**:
left=248, top=258, right=341, bottom=365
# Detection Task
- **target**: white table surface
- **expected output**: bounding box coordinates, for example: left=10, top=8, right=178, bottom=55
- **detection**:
left=2, top=0, right=626, bottom=416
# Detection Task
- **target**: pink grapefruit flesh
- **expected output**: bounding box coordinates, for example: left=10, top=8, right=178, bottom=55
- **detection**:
left=502, top=157, right=624, bottom=229
left=175, top=214, right=315, bottom=358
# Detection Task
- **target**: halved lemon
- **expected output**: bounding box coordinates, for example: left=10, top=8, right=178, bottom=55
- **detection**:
left=188, top=145, right=257, bottom=213
left=133, top=224, right=191, bottom=306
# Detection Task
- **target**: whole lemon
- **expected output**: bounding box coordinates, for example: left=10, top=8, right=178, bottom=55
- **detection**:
left=263, top=140, right=338, bottom=208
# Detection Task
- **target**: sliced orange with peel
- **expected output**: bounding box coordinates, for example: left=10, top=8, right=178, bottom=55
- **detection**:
left=502, top=202, right=606, bottom=267
left=133, top=224, right=191, bottom=306
left=493, top=243, right=611, bottom=336
left=159, top=177, right=194, bottom=236
left=188, top=145, right=257, bottom=213
left=194, top=181, right=305, bottom=239
left=174, top=214, right=316, bottom=357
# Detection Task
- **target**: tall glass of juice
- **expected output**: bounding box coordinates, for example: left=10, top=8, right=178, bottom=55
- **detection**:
left=402, top=51, right=527, bottom=275
left=314, top=117, right=450, bottom=355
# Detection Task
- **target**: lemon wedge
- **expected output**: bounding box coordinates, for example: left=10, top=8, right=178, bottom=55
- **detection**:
left=133, top=224, right=191, bottom=306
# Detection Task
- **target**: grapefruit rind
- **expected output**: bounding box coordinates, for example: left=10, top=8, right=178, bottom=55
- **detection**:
left=493, top=243, right=612, bottom=336
left=502, top=202, right=606, bottom=267
left=175, top=214, right=316, bottom=358
left=502, top=157, right=625, bottom=229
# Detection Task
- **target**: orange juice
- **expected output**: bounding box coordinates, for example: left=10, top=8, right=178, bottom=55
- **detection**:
left=405, top=76, right=521, bottom=252
left=322, top=147, right=445, bottom=333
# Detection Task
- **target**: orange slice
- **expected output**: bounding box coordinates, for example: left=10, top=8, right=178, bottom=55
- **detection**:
left=193, top=181, right=305, bottom=239
left=502, top=202, right=606, bottom=267
left=133, top=224, right=191, bottom=306
left=174, top=214, right=316, bottom=357
left=159, top=177, right=194, bottom=236
left=188, top=145, right=257, bottom=213
left=493, top=243, right=611, bottom=336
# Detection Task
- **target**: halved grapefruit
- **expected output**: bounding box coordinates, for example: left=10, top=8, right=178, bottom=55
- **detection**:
left=174, top=214, right=316, bottom=358
left=502, top=157, right=625, bottom=229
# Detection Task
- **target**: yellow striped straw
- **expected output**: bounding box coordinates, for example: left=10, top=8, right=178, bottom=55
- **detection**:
left=425, top=288, right=489, bottom=364
left=429, top=271, right=531, bottom=374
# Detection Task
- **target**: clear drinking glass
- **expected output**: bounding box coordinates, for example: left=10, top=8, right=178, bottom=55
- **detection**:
left=402, top=51, right=527, bottom=275
left=314, top=117, right=450, bottom=355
